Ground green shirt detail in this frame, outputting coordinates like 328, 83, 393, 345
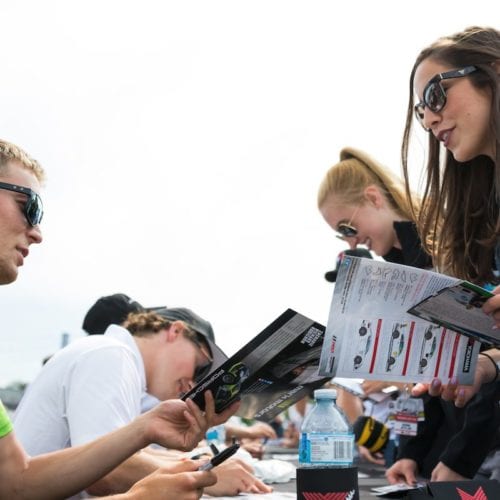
0, 400, 13, 438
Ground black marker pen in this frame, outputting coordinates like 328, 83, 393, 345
197, 443, 240, 471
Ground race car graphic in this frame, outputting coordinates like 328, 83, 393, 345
386, 323, 407, 372
215, 362, 250, 403
418, 325, 439, 373
353, 320, 372, 370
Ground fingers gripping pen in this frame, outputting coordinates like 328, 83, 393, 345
197, 443, 240, 471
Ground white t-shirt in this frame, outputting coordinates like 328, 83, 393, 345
14, 325, 146, 454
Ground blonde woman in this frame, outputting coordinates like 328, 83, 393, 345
318, 147, 430, 268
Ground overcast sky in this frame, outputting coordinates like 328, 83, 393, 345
0, 0, 495, 385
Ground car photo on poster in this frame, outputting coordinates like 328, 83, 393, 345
418, 325, 439, 373
386, 322, 407, 372
353, 320, 373, 370
215, 362, 251, 405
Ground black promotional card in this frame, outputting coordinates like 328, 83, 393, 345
408, 282, 497, 345
182, 309, 330, 421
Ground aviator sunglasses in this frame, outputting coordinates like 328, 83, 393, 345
336, 205, 361, 238
0, 181, 44, 226
414, 65, 477, 130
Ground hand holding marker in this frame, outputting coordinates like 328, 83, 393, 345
197, 443, 240, 471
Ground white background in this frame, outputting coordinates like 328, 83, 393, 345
0, 0, 496, 384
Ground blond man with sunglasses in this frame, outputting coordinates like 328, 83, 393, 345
0, 138, 238, 499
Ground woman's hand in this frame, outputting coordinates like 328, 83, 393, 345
412, 349, 499, 407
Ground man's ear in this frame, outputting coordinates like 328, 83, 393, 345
165, 321, 184, 342
363, 185, 384, 208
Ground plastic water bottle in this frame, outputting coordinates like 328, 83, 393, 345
299, 388, 354, 468
206, 424, 226, 447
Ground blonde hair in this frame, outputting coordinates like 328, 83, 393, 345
123, 311, 198, 342
0, 139, 45, 182
318, 147, 416, 219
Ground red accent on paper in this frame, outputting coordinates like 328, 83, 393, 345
369, 319, 382, 373
402, 322, 415, 375
434, 328, 446, 378
448, 331, 460, 378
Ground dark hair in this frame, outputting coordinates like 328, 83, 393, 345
402, 26, 500, 283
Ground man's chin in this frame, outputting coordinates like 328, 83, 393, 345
0, 264, 19, 285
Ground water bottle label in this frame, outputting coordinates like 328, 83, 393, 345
300, 432, 354, 465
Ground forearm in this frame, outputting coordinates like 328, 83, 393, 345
336, 389, 363, 425
478, 349, 500, 383
3, 421, 149, 500
86, 451, 160, 496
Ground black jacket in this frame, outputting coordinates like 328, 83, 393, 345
385, 221, 500, 478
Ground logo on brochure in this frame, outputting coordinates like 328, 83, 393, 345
302, 491, 355, 500
456, 486, 487, 500
462, 338, 475, 373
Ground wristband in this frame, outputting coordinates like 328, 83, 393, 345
479, 352, 499, 383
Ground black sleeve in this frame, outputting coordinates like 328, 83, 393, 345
396, 395, 444, 476
439, 381, 500, 478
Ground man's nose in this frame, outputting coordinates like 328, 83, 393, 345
28, 225, 43, 245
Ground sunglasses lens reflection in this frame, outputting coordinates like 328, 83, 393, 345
425, 83, 445, 113
26, 196, 43, 226
338, 224, 357, 238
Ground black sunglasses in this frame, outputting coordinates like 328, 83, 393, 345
414, 65, 477, 130
190, 332, 214, 382
337, 222, 357, 238
0, 181, 44, 226
336, 205, 360, 238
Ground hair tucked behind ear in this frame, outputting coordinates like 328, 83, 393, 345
402, 26, 500, 283
318, 147, 418, 220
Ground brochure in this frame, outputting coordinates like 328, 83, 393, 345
408, 281, 498, 345
318, 257, 480, 384
182, 309, 331, 421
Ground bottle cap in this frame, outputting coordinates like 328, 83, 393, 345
314, 388, 337, 399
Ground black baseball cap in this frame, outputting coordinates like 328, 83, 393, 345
324, 248, 373, 283
82, 293, 146, 335
82, 295, 227, 381
154, 307, 228, 379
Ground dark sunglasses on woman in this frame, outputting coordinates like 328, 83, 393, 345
414, 65, 477, 130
